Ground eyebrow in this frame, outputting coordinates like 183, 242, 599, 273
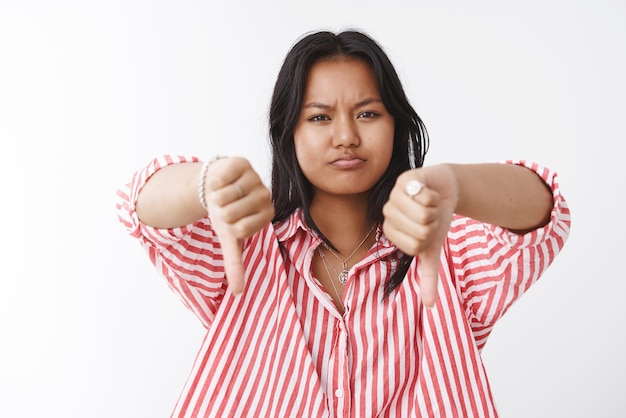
302, 97, 383, 110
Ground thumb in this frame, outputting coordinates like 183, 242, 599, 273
419, 246, 441, 308
219, 232, 245, 294
209, 202, 245, 294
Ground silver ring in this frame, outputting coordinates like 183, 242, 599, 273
405, 179, 424, 197
234, 182, 243, 199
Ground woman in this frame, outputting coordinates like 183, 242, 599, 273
116, 30, 570, 417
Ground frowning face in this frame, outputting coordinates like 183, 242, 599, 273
294, 57, 395, 200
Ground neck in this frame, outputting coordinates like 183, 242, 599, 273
310, 192, 374, 254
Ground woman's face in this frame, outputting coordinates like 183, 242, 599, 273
294, 57, 395, 199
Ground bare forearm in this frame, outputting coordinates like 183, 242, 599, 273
450, 163, 553, 233
135, 162, 207, 228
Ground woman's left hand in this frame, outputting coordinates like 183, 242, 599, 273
382, 164, 458, 308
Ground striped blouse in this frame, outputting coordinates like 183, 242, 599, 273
116, 155, 571, 417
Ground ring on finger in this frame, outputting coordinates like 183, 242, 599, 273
405, 179, 424, 198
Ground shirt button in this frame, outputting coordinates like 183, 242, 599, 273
335, 389, 344, 398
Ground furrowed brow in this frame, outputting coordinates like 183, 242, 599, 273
302, 102, 332, 110
302, 98, 382, 110
354, 97, 383, 108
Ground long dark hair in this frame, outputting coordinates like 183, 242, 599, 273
269, 29, 429, 297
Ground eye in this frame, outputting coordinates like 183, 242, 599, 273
357, 111, 379, 119
308, 114, 330, 122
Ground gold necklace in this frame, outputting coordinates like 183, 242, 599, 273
321, 224, 376, 285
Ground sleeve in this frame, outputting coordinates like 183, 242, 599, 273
115, 155, 228, 328
447, 160, 571, 349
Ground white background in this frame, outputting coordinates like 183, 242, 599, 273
1, 0, 624, 417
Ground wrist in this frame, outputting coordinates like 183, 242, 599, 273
198, 156, 225, 213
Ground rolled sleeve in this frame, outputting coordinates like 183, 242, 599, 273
449, 160, 571, 348
115, 155, 201, 244
115, 155, 228, 328
485, 159, 570, 248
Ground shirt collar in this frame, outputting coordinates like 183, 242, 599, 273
274, 207, 396, 251
274, 208, 310, 243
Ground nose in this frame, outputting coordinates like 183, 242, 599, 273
332, 116, 360, 148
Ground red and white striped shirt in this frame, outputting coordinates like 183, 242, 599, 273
116, 155, 570, 417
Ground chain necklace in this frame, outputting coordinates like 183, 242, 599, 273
318, 248, 345, 312
320, 224, 377, 285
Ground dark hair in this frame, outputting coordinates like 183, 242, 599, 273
269, 29, 429, 297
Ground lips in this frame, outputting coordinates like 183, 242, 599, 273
330, 155, 366, 169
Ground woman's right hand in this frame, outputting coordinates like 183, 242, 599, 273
204, 157, 275, 294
